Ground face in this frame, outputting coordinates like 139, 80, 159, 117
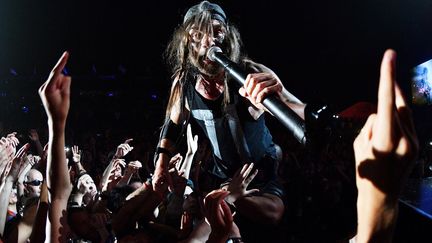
24, 169, 44, 198
114, 163, 123, 178
78, 174, 98, 199
188, 19, 226, 77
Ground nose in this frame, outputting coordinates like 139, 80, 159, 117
201, 33, 216, 49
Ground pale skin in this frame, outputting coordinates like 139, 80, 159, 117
39, 51, 73, 242
354, 49, 418, 243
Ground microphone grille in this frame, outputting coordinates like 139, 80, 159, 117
207, 46, 223, 61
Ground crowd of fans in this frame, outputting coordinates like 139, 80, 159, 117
0, 49, 424, 243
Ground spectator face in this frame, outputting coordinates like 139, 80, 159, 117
24, 169, 43, 198
114, 163, 123, 178
78, 174, 98, 199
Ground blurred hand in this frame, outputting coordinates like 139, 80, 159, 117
169, 153, 183, 171
72, 145, 82, 163
204, 189, 233, 241
6, 143, 30, 181
126, 160, 142, 174
114, 139, 134, 158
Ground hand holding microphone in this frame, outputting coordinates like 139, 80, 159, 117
207, 46, 307, 145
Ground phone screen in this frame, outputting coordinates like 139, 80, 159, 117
412, 59, 432, 105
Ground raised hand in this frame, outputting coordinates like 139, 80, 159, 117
38, 51, 71, 123
223, 163, 259, 204
114, 139, 134, 158
204, 189, 233, 243
72, 145, 82, 163
354, 49, 419, 242
126, 160, 142, 174
4, 143, 30, 181
186, 124, 198, 155
0, 134, 20, 174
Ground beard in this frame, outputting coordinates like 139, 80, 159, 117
189, 52, 224, 78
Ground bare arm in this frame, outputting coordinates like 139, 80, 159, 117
354, 50, 418, 243
153, 98, 188, 193
0, 144, 29, 235
39, 51, 73, 242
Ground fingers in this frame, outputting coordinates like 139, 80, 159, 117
354, 114, 376, 153
374, 49, 396, 151
204, 189, 232, 228
187, 124, 192, 141
244, 73, 283, 103
16, 143, 30, 159
244, 168, 258, 186
51, 51, 69, 76
242, 163, 254, 180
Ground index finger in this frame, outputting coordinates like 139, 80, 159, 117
374, 49, 396, 150
124, 138, 133, 144
51, 51, 69, 75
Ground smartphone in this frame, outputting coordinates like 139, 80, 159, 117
411, 59, 432, 105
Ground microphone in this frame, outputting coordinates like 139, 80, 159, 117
207, 46, 307, 145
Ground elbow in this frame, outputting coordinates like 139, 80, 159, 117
263, 202, 285, 225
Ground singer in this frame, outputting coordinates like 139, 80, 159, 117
153, 1, 306, 242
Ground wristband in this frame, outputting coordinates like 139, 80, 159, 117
155, 147, 173, 158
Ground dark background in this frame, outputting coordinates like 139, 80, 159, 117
0, 0, 431, 142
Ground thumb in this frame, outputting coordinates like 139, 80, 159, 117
245, 188, 260, 196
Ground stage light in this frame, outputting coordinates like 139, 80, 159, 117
22, 106, 29, 113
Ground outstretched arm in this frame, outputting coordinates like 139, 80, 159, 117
39, 51, 73, 242
354, 50, 418, 243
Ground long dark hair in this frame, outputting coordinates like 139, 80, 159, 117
163, 7, 244, 120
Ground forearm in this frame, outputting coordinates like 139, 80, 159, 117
74, 161, 86, 175
116, 171, 133, 187
29, 182, 49, 242
356, 196, 398, 243
47, 122, 72, 200
100, 160, 115, 191
0, 177, 14, 234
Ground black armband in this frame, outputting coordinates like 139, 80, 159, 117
160, 119, 183, 142
155, 147, 173, 158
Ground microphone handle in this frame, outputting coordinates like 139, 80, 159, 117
212, 52, 307, 145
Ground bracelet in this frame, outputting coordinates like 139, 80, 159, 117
155, 147, 172, 158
